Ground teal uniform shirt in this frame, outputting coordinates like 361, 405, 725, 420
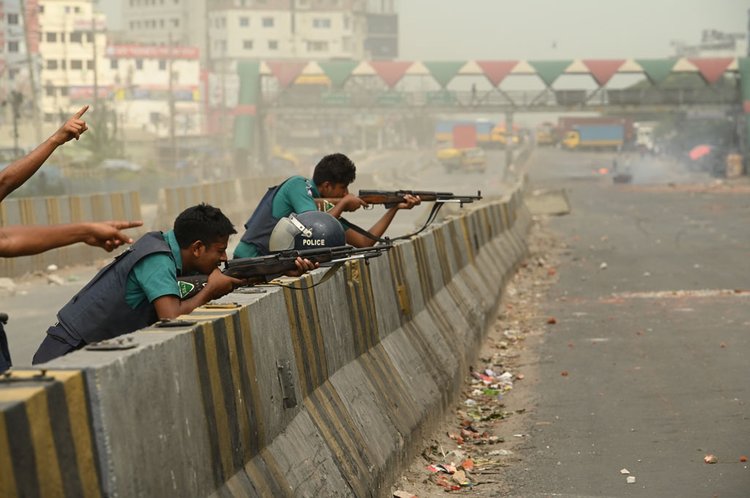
125, 230, 183, 308
233, 176, 321, 259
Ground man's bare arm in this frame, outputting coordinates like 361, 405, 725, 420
0, 106, 89, 201
0, 220, 142, 257
152, 269, 244, 319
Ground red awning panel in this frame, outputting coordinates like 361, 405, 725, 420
688, 58, 733, 84
583, 59, 625, 86
476, 60, 518, 87
267, 61, 307, 88
369, 61, 413, 88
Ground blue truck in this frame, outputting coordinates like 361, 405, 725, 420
561, 124, 625, 150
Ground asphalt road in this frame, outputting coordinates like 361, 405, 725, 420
1, 148, 508, 367
506, 148, 750, 497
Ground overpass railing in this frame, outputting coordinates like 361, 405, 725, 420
263, 87, 740, 111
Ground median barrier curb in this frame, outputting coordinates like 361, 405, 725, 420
2, 181, 532, 497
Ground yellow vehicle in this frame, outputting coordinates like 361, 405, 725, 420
459, 147, 487, 173
490, 124, 520, 146
436, 142, 463, 168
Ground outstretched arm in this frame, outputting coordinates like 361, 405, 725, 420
345, 194, 421, 247
0, 106, 89, 202
0, 220, 142, 257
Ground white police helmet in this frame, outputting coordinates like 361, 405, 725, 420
269, 211, 346, 252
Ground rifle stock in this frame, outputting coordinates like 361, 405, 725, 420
178, 244, 390, 299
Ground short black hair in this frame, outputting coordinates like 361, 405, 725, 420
312, 153, 356, 186
173, 203, 236, 248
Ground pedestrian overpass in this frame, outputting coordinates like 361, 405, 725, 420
228, 57, 750, 166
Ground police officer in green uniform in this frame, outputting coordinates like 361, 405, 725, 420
33, 203, 317, 364
234, 152, 420, 259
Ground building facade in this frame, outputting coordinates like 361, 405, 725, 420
37, 0, 109, 121
106, 43, 202, 137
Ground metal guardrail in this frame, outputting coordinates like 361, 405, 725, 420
263, 87, 740, 112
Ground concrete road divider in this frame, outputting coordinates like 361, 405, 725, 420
2, 180, 532, 497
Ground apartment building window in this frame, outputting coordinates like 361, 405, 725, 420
71, 60, 83, 69
159, 60, 167, 70
262, 17, 274, 28
87, 60, 94, 70
243, 40, 253, 50
171, 18, 179, 28
45, 86, 55, 97
268, 40, 278, 50
136, 59, 143, 70
307, 41, 328, 52
239, 17, 249, 27
60, 87, 68, 96
70, 32, 83, 43
46, 60, 59, 70
46, 32, 57, 43
8, 41, 18, 53
111, 59, 119, 70
7, 13, 19, 25
313, 18, 331, 28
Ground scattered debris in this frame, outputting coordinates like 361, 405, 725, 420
620, 468, 630, 475
393, 491, 417, 498
704, 454, 718, 464
740, 456, 747, 463
46, 274, 65, 286
599, 262, 608, 270
46, 264, 58, 273
626, 476, 637, 484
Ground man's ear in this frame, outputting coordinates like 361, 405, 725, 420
189, 240, 206, 258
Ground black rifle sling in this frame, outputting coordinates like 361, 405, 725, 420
339, 201, 445, 242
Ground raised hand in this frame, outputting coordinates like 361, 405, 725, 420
50, 106, 89, 145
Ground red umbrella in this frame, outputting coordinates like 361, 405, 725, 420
689, 144, 712, 161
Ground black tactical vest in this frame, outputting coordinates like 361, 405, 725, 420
239, 178, 293, 256
56, 231, 173, 344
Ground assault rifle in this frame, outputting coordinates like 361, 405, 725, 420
178, 244, 391, 299
317, 189, 482, 209
315, 189, 483, 242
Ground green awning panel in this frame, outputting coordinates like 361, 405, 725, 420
529, 60, 572, 86
234, 61, 260, 149
739, 58, 750, 104
318, 60, 358, 87
424, 61, 465, 88
636, 59, 677, 85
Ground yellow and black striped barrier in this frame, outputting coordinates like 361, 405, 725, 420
0, 370, 101, 498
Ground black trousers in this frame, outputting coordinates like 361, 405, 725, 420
32, 324, 83, 365
0, 316, 11, 373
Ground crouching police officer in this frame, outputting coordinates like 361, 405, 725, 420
32, 204, 316, 364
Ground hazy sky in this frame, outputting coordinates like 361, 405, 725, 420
100, 0, 748, 60
398, 0, 748, 60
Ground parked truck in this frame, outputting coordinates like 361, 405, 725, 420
561, 124, 625, 150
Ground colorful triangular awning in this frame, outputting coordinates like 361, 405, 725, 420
476, 60, 518, 87
369, 61, 413, 88
423, 61, 465, 87
583, 59, 625, 86
688, 57, 734, 84
528, 60, 573, 86
635, 59, 677, 85
318, 60, 359, 87
267, 61, 308, 88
